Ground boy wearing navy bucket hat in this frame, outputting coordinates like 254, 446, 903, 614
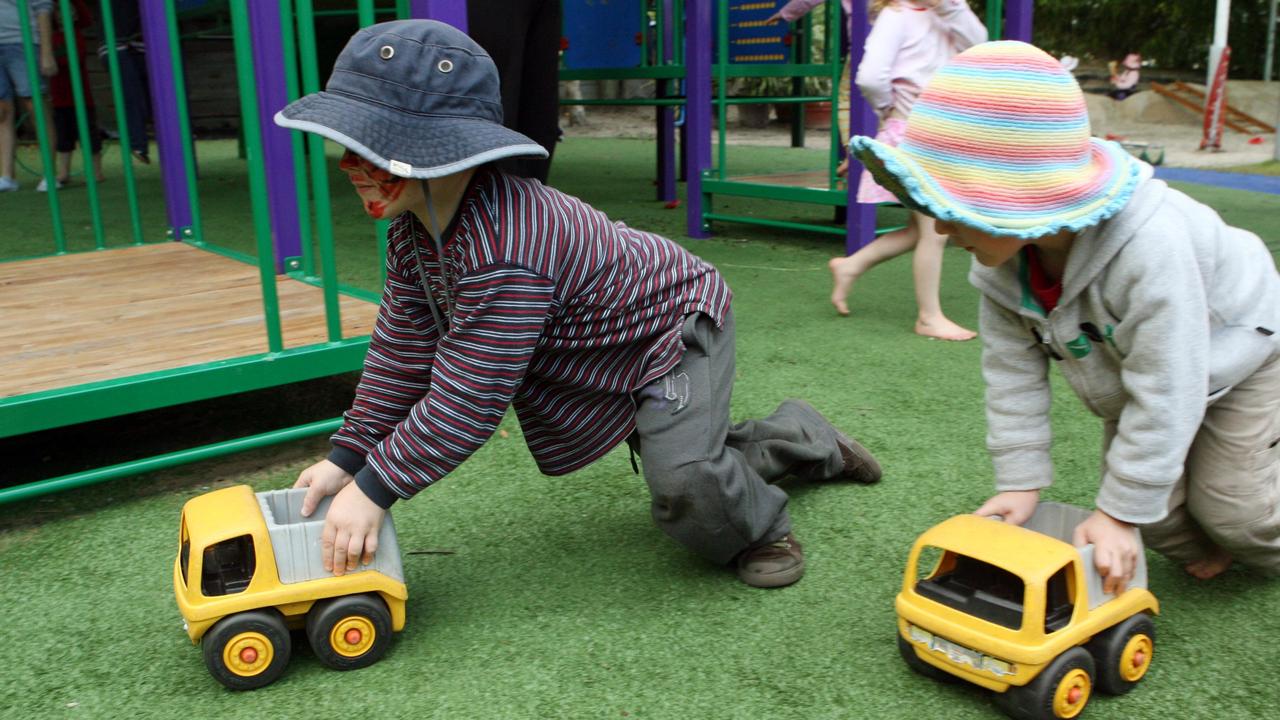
278, 20, 882, 589
851, 41, 1279, 589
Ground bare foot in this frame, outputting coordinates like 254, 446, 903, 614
1184, 549, 1233, 580
828, 256, 860, 316
915, 317, 977, 341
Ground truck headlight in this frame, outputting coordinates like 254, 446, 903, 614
908, 624, 932, 644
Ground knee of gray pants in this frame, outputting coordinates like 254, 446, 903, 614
643, 458, 789, 565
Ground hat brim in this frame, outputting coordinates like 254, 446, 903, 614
275, 91, 548, 179
849, 135, 1142, 239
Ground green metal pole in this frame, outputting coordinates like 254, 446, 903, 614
828, 0, 840, 187
295, 0, 343, 341
161, 0, 203, 243
16, 1, 66, 253
97, 0, 143, 245
356, 0, 388, 290
279, 0, 315, 277
716, 0, 727, 180
229, 0, 285, 353
357, 0, 376, 26
57, 0, 105, 249
639, 0, 649, 67
0, 418, 343, 505
987, 0, 1004, 39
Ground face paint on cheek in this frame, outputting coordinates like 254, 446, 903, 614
364, 199, 387, 219
379, 178, 408, 203
338, 152, 362, 172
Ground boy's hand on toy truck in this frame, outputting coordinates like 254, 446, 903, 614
321, 482, 387, 576
1072, 510, 1138, 595
974, 490, 1040, 525
295, 459, 354, 517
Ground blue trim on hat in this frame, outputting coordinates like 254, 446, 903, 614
849, 135, 1142, 240
273, 111, 547, 179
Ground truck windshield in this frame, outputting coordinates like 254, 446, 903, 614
201, 535, 256, 597
915, 549, 1025, 630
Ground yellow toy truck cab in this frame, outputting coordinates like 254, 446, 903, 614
896, 503, 1159, 720
175, 485, 408, 690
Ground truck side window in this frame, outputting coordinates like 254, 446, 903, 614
1044, 564, 1075, 633
201, 535, 256, 597
915, 551, 1025, 630
179, 519, 190, 588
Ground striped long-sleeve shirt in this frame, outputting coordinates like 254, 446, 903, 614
329, 168, 731, 508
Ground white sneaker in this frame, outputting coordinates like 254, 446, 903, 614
0, 176, 18, 192
36, 178, 65, 192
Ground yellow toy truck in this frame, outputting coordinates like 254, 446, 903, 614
896, 503, 1158, 720
174, 485, 408, 690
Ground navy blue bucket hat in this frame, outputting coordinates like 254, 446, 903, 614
274, 19, 547, 179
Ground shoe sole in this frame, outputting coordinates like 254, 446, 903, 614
738, 563, 805, 588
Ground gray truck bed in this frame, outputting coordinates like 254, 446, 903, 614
256, 487, 405, 585
1024, 502, 1148, 610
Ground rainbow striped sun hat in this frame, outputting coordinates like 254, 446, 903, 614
849, 41, 1141, 239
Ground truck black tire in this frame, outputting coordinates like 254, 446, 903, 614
306, 593, 393, 670
202, 609, 292, 691
996, 646, 1094, 720
1087, 613, 1155, 695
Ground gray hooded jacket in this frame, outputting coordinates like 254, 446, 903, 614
970, 177, 1279, 524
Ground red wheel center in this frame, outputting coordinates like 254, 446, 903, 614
345, 628, 363, 645
1067, 687, 1082, 704
239, 647, 258, 664
1132, 650, 1146, 667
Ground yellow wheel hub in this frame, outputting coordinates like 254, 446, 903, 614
222, 631, 274, 677
1052, 668, 1091, 718
329, 615, 376, 658
1120, 634, 1153, 682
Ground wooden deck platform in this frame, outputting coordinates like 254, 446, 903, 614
0, 243, 378, 399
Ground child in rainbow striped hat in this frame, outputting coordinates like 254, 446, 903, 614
851, 40, 1280, 590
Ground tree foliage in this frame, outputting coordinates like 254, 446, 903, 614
1032, 0, 1278, 78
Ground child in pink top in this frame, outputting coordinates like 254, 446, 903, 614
775, 0, 986, 340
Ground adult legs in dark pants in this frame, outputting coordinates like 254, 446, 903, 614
100, 46, 150, 163
630, 310, 881, 587
466, 0, 560, 182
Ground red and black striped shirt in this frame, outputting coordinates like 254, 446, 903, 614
330, 168, 731, 507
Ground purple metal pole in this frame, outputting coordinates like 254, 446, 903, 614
684, 0, 711, 239
249, 0, 302, 273
845, 0, 876, 254
656, 0, 676, 202
138, 0, 191, 236
1005, 0, 1033, 42
411, 0, 468, 31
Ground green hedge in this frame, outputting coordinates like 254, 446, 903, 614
1031, 0, 1277, 79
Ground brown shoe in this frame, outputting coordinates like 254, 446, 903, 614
735, 533, 805, 588
833, 428, 882, 484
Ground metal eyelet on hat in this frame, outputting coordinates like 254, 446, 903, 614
379, 45, 394, 60
437, 59, 454, 73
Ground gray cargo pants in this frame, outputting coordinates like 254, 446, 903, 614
629, 310, 847, 564
1130, 354, 1280, 574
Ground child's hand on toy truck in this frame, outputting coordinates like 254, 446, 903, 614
976, 490, 1140, 594
295, 459, 387, 576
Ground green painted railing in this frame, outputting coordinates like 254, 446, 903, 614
99, 0, 144, 245
1, 2, 400, 504
15, 0, 65, 251
162, 0, 203, 243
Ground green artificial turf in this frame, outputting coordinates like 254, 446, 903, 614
2, 136, 1279, 719
1221, 160, 1280, 177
